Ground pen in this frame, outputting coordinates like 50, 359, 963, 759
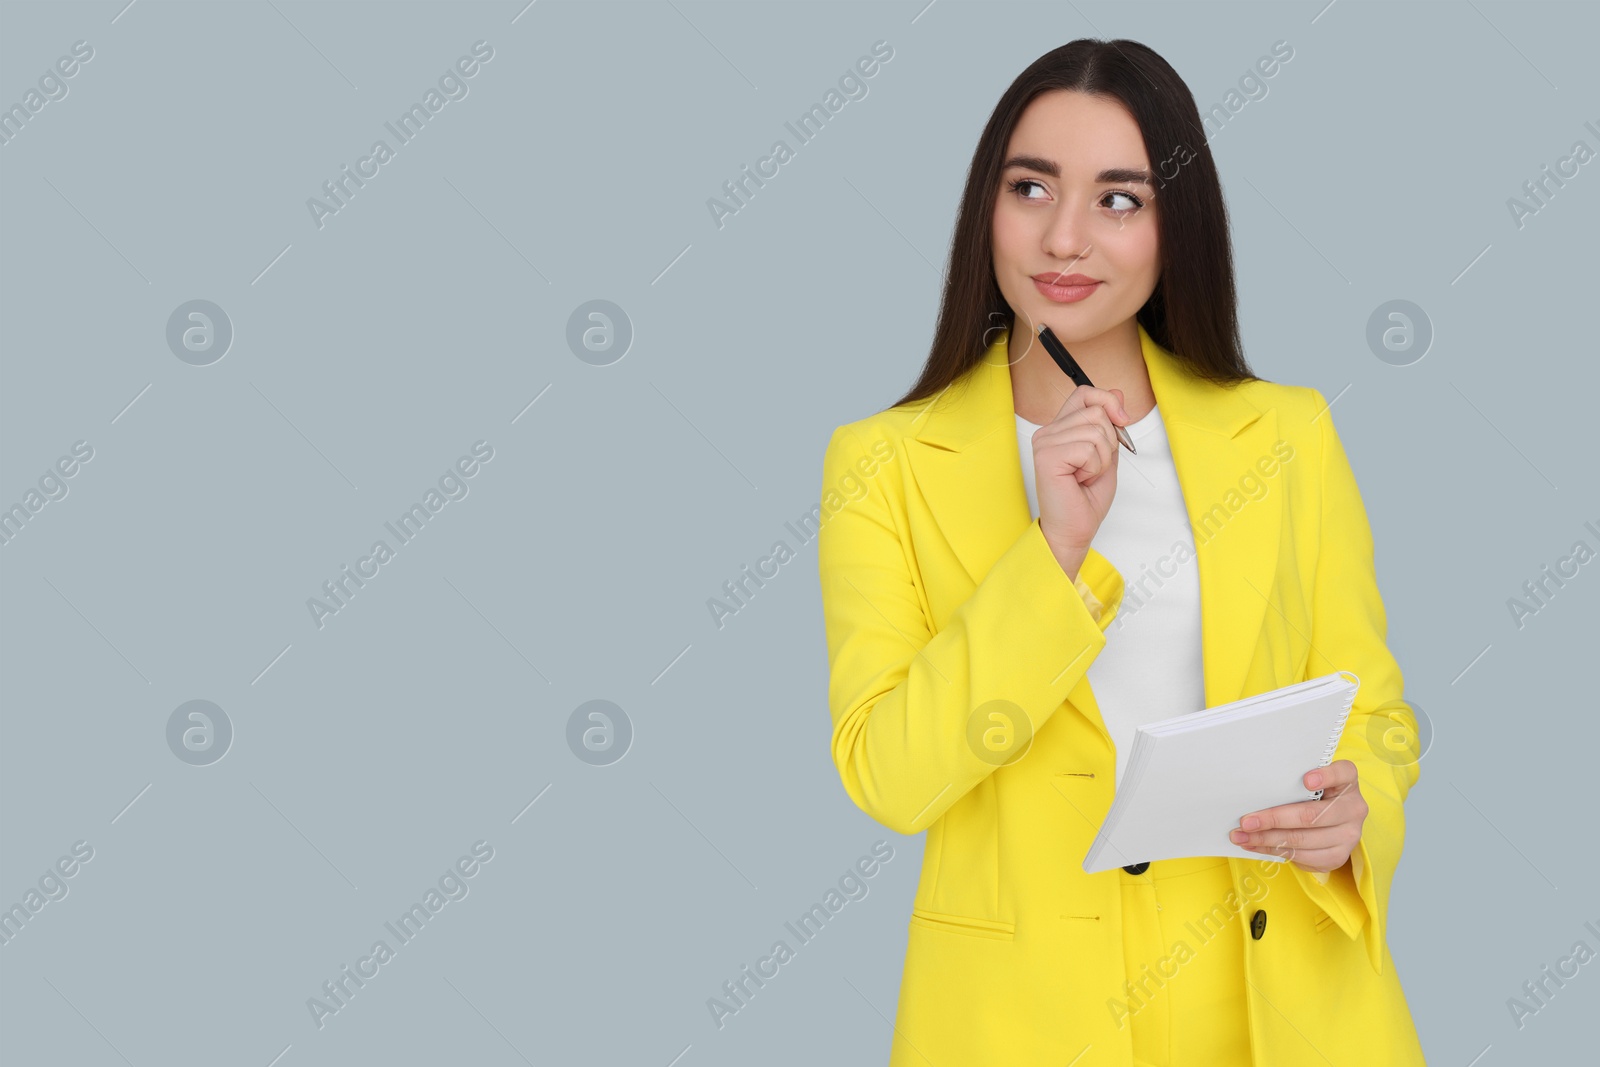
1036, 323, 1137, 455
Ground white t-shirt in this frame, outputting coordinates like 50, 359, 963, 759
1017, 404, 1204, 787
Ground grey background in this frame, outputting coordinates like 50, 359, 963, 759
2, 0, 1595, 1064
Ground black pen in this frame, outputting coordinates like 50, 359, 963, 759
1036, 324, 1137, 455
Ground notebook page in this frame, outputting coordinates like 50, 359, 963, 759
1083, 672, 1358, 873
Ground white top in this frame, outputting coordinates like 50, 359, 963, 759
1017, 405, 1204, 787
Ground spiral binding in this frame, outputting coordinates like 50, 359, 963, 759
1308, 670, 1361, 800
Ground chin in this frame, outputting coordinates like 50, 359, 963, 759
1024, 306, 1111, 342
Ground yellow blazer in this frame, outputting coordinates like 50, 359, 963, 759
817, 324, 1425, 1066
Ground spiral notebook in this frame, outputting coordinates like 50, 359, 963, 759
1082, 671, 1360, 874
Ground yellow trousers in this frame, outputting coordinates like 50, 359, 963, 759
1118, 856, 1253, 1066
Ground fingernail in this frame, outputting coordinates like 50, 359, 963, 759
1242, 816, 1260, 830
1307, 773, 1322, 788
1230, 830, 1247, 843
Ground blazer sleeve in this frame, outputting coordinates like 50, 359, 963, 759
817, 424, 1126, 836
1286, 390, 1422, 976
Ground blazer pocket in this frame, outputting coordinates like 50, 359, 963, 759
909, 906, 1016, 942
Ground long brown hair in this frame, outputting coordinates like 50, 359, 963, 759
892, 38, 1261, 411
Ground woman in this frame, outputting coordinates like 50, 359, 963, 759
816, 39, 1425, 1067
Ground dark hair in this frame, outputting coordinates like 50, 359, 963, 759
892, 38, 1261, 411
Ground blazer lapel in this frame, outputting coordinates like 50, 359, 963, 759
902, 323, 1283, 742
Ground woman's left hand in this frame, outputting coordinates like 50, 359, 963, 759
1230, 759, 1366, 875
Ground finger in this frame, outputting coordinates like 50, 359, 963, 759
1244, 761, 1361, 830
1039, 432, 1112, 484
1077, 423, 1115, 482
1236, 797, 1333, 833
1231, 823, 1350, 852
1305, 759, 1358, 796
1030, 419, 1107, 473
1051, 384, 1129, 426
1036, 400, 1121, 458
1075, 430, 1116, 486
1032, 408, 1119, 443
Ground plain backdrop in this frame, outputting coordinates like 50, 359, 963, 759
1, 2, 1595, 1065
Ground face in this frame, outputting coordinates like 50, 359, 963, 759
991, 90, 1161, 348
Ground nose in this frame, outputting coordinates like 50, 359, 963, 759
1042, 208, 1092, 268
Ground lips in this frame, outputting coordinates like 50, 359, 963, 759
1031, 273, 1102, 304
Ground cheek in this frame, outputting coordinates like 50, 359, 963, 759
1103, 222, 1160, 278
991, 202, 1031, 258
990, 204, 1040, 292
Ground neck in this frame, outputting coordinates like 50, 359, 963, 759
1006, 318, 1156, 426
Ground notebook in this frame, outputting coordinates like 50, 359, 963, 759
1082, 670, 1361, 874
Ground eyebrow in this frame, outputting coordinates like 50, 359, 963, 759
1002, 155, 1152, 186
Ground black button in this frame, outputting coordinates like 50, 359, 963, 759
1250, 909, 1267, 939
1121, 862, 1150, 875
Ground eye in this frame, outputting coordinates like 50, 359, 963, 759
1007, 177, 1050, 200
1102, 189, 1145, 214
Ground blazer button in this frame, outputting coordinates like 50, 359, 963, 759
1250, 909, 1268, 939
1122, 862, 1150, 875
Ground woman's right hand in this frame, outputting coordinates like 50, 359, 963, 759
1032, 385, 1130, 579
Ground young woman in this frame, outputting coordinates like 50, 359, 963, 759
816, 39, 1425, 1067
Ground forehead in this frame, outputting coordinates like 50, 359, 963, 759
1003, 91, 1149, 173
